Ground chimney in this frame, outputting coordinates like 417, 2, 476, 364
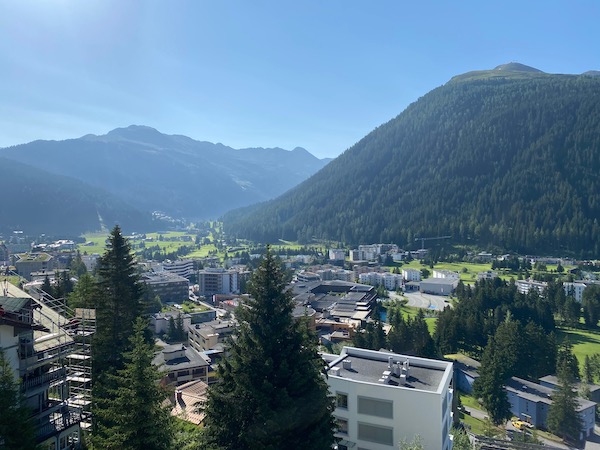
342, 359, 352, 370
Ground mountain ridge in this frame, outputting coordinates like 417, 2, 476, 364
223, 67, 600, 256
0, 126, 331, 221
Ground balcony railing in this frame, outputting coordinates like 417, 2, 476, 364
22, 367, 67, 391
36, 409, 89, 441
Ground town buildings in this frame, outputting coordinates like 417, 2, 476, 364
323, 347, 454, 450
141, 271, 190, 303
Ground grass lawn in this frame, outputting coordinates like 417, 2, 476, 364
78, 232, 108, 255
557, 327, 600, 373
79, 231, 200, 257
384, 301, 438, 334
185, 244, 218, 259
388, 260, 494, 284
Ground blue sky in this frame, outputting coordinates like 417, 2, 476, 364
1, 1, 598, 158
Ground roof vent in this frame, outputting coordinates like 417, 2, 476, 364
342, 359, 352, 370
388, 356, 394, 369
330, 367, 342, 377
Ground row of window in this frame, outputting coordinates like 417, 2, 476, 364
335, 418, 394, 447
336, 392, 393, 419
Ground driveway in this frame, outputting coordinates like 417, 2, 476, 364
396, 291, 452, 311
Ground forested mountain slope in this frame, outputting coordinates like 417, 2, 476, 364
0, 157, 155, 235
0, 126, 330, 220
224, 67, 600, 256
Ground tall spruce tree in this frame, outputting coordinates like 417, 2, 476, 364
92, 225, 145, 381
202, 247, 335, 449
91, 318, 173, 450
0, 349, 39, 450
472, 334, 511, 425
91, 225, 146, 437
547, 361, 583, 442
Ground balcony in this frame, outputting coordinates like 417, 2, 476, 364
22, 367, 67, 391
36, 408, 88, 441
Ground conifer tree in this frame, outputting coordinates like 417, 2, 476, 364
556, 338, 580, 381
473, 334, 511, 425
91, 318, 173, 450
92, 225, 145, 382
0, 349, 39, 450
202, 247, 335, 449
547, 361, 583, 442
91, 225, 146, 437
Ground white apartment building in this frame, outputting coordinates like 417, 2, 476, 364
329, 249, 346, 261
358, 272, 402, 291
402, 268, 421, 282
317, 268, 355, 282
516, 279, 548, 295
324, 347, 454, 450
163, 259, 195, 279
197, 268, 239, 296
432, 269, 460, 280
564, 282, 587, 302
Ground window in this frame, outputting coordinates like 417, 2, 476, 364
336, 392, 348, 409
358, 396, 393, 419
358, 422, 394, 446
336, 418, 349, 435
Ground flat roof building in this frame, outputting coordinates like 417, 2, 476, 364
324, 346, 453, 450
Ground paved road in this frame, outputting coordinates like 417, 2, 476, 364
390, 291, 452, 311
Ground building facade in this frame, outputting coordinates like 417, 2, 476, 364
324, 347, 454, 450
197, 268, 239, 296
141, 272, 190, 303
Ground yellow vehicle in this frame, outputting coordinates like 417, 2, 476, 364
511, 419, 529, 430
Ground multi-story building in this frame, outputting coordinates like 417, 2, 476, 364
141, 272, 190, 303
324, 347, 454, 450
402, 268, 421, 282
153, 343, 211, 386
188, 319, 237, 353
13, 252, 55, 280
516, 279, 548, 295
329, 249, 346, 261
432, 269, 460, 280
358, 272, 402, 291
197, 268, 239, 296
477, 270, 498, 281
1, 282, 88, 449
563, 282, 587, 302
163, 259, 195, 279
317, 268, 355, 282
507, 376, 595, 440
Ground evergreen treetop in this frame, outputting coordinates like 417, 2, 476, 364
93, 224, 145, 381
202, 246, 335, 449
91, 318, 174, 450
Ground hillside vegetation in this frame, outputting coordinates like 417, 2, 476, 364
224, 71, 600, 256
0, 157, 155, 235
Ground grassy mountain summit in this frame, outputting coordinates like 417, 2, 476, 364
223, 65, 600, 257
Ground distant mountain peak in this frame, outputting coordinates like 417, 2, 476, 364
582, 70, 600, 77
106, 125, 163, 140
493, 62, 543, 73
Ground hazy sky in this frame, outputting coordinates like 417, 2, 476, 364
1, 1, 598, 158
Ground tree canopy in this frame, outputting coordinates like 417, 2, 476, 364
91, 318, 174, 450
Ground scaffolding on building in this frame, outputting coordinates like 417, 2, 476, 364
3, 270, 96, 446
27, 284, 95, 418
